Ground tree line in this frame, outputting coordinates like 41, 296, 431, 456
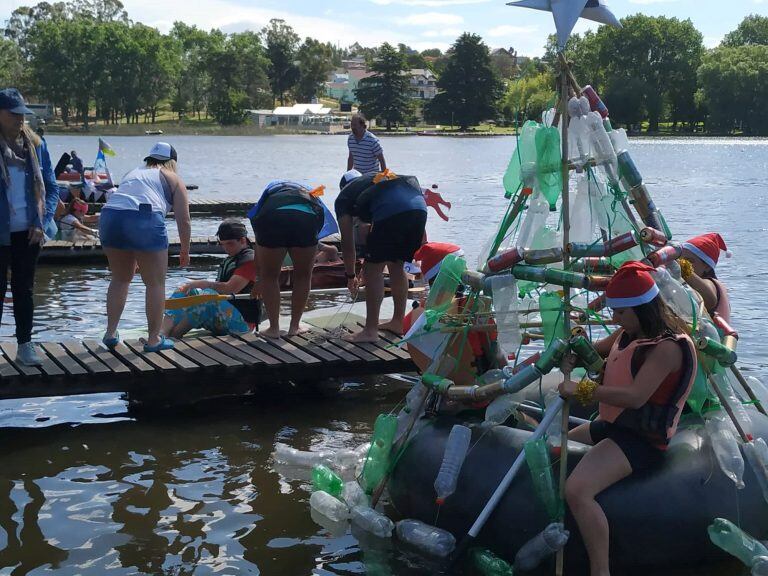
1, 0, 767, 134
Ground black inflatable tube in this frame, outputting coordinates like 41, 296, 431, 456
389, 411, 768, 572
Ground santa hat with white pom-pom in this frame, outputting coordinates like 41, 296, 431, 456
683, 233, 731, 271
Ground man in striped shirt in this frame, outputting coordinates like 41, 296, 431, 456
347, 113, 386, 175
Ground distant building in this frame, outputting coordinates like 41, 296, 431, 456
247, 103, 345, 130
325, 68, 374, 104
408, 69, 437, 100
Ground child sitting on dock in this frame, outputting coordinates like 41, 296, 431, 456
56, 198, 98, 242
163, 219, 261, 338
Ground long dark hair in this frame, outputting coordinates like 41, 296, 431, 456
633, 296, 689, 338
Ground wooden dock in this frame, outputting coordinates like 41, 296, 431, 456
0, 325, 413, 402
84, 198, 253, 216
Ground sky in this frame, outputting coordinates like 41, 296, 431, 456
1, 0, 766, 56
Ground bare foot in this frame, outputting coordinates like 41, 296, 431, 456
260, 327, 285, 339
287, 323, 311, 336
378, 320, 404, 335
343, 329, 380, 343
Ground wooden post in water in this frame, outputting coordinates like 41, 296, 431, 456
555, 52, 571, 576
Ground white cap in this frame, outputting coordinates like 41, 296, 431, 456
144, 142, 177, 162
341, 169, 362, 187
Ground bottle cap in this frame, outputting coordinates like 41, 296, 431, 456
435, 497, 445, 505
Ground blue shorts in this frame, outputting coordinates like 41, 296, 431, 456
165, 288, 250, 335
100, 206, 168, 251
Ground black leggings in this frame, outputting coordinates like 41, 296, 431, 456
0, 231, 41, 344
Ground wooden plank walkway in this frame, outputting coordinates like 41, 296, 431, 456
0, 328, 413, 401
79, 198, 253, 216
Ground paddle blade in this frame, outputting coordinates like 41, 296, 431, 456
164, 293, 228, 310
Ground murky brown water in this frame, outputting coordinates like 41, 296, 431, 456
0, 135, 765, 575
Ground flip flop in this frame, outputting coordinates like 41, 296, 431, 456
143, 335, 175, 353
102, 331, 120, 349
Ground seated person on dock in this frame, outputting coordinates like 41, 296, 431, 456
315, 242, 340, 264
558, 262, 696, 576
163, 219, 261, 338
56, 198, 98, 242
336, 171, 427, 342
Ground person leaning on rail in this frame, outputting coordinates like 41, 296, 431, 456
0, 88, 60, 366
558, 261, 697, 576
679, 232, 731, 323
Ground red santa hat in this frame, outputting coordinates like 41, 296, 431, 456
683, 233, 730, 271
605, 261, 659, 309
414, 242, 463, 281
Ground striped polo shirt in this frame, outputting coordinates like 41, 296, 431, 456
347, 130, 383, 174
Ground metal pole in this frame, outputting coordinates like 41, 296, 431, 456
555, 53, 571, 576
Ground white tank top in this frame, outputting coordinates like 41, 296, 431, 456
107, 167, 173, 214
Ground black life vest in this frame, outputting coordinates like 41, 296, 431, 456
217, 247, 261, 324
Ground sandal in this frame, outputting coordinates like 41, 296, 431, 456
143, 335, 175, 353
102, 331, 120, 350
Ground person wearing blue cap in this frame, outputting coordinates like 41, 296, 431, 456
0, 88, 59, 366
99, 141, 191, 352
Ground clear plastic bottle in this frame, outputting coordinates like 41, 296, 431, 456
744, 438, 768, 504
434, 424, 472, 504
545, 389, 563, 448
586, 111, 618, 184
489, 275, 521, 359
516, 190, 550, 250
651, 267, 696, 324
395, 519, 456, 557
708, 517, 768, 567
567, 98, 590, 168
711, 372, 753, 440
274, 443, 331, 467
569, 172, 595, 243
705, 411, 745, 488
312, 464, 344, 497
753, 556, 768, 575
310, 490, 350, 522
396, 383, 429, 439
514, 522, 570, 572
471, 547, 515, 576
342, 480, 369, 509
485, 388, 526, 425
351, 505, 395, 538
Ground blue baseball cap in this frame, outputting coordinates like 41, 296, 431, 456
0, 89, 34, 115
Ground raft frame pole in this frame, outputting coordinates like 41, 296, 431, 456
450, 397, 565, 564
556, 52, 572, 576
730, 365, 768, 417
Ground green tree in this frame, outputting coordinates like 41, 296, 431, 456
722, 15, 768, 47
294, 38, 333, 102
3, 1, 68, 56
425, 33, 503, 130
0, 38, 26, 89
698, 45, 768, 135
355, 42, 411, 130
502, 71, 555, 124
170, 22, 214, 120
68, 0, 127, 21
262, 18, 299, 105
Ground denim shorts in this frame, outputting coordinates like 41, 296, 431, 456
99, 206, 169, 252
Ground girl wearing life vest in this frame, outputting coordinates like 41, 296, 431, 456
558, 261, 696, 576
248, 180, 337, 338
680, 232, 731, 323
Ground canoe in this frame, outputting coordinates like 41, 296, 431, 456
389, 409, 768, 572
279, 260, 362, 291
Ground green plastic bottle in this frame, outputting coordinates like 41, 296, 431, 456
361, 414, 398, 494
708, 518, 768, 568
540, 292, 567, 348
535, 125, 562, 211
471, 547, 515, 576
425, 253, 467, 315
524, 437, 562, 521
312, 464, 343, 497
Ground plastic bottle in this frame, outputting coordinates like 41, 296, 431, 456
586, 111, 618, 184
745, 376, 768, 415
539, 291, 567, 347
744, 438, 768, 504
396, 383, 429, 439
545, 389, 563, 447
484, 370, 528, 424
489, 274, 521, 359
609, 127, 629, 154
274, 443, 332, 467
705, 411, 745, 488
753, 556, 768, 575
361, 414, 398, 494
312, 464, 344, 497
650, 267, 695, 324
309, 490, 350, 522
708, 517, 768, 568
351, 505, 394, 538
434, 424, 472, 504
342, 480, 369, 509
516, 190, 551, 250
395, 519, 456, 557
711, 372, 753, 440
569, 172, 595, 243
471, 547, 515, 576
524, 438, 562, 520
568, 98, 591, 168
514, 522, 570, 572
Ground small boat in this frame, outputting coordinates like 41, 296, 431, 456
145, 129, 164, 135
279, 260, 360, 291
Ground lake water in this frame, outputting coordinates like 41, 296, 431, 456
0, 134, 766, 575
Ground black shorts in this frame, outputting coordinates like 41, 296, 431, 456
251, 210, 321, 249
365, 210, 427, 264
589, 420, 664, 472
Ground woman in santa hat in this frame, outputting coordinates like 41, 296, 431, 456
680, 232, 731, 322
558, 261, 697, 576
